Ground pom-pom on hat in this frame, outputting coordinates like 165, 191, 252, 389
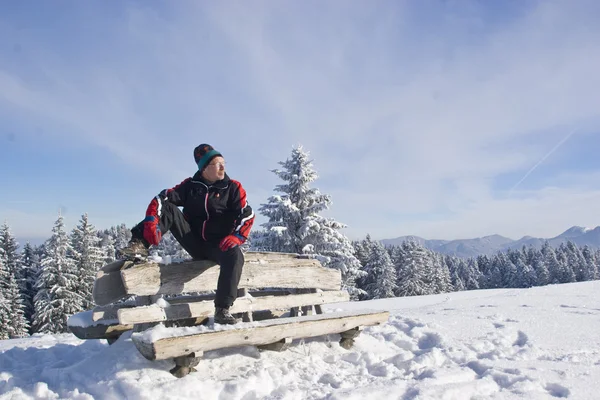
193, 144, 222, 171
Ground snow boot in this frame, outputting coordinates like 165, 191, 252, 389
117, 238, 150, 261
214, 307, 241, 325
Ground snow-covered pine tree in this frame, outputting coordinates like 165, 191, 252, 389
464, 258, 482, 290
429, 251, 452, 294
515, 258, 537, 288
362, 241, 397, 299
555, 243, 576, 283
256, 145, 364, 296
110, 224, 132, 252
0, 222, 22, 275
153, 232, 189, 260
581, 245, 598, 281
314, 219, 366, 299
448, 257, 479, 291
396, 240, 433, 297
354, 235, 378, 297
33, 214, 82, 333
564, 241, 587, 282
529, 248, 550, 286
354, 234, 376, 267
98, 230, 117, 264
495, 252, 518, 288
0, 223, 29, 337
257, 145, 331, 254
541, 241, 562, 284
20, 242, 40, 328
0, 254, 11, 339
475, 254, 493, 289
248, 229, 270, 252
70, 213, 104, 310
450, 269, 465, 292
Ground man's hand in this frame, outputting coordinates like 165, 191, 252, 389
219, 233, 245, 251
143, 216, 162, 246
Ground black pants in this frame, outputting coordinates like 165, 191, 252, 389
131, 201, 244, 308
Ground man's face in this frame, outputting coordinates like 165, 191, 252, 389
202, 156, 226, 182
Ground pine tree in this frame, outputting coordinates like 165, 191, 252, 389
565, 241, 587, 282
515, 259, 537, 288
496, 252, 518, 288
430, 252, 453, 294
581, 245, 598, 281
256, 145, 363, 295
396, 241, 433, 297
313, 219, 366, 299
485, 254, 504, 288
20, 242, 40, 328
529, 248, 550, 286
465, 258, 482, 290
556, 243, 576, 283
70, 213, 104, 309
154, 232, 189, 260
0, 254, 12, 339
362, 242, 397, 299
354, 234, 376, 267
355, 235, 378, 296
98, 230, 117, 264
476, 254, 493, 289
257, 145, 331, 254
33, 214, 82, 333
0, 223, 29, 337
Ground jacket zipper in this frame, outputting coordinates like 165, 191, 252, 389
202, 188, 210, 240
193, 180, 229, 241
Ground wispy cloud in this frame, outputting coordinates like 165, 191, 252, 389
0, 1, 599, 240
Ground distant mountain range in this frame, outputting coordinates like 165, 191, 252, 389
380, 226, 600, 258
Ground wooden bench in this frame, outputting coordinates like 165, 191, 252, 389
67, 252, 389, 377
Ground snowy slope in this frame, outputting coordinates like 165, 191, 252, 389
2, 281, 600, 399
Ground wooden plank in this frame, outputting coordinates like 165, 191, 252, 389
68, 309, 133, 340
131, 310, 389, 360
118, 290, 350, 325
92, 301, 136, 321
120, 258, 340, 297
92, 251, 314, 306
243, 251, 309, 261
92, 260, 133, 306
69, 322, 133, 340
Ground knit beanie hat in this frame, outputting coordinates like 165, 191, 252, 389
194, 144, 222, 171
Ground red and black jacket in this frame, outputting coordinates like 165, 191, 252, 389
145, 172, 254, 243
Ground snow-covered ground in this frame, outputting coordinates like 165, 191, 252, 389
2, 281, 600, 399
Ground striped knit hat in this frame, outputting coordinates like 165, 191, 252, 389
193, 144, 222, 171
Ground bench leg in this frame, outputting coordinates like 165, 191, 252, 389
339, 326, 363, 350
106, 336, 120, 345
290, 288, 317, 317
170, 352, 203, 378
239, 289, 253, 322
258, 338, 292, 352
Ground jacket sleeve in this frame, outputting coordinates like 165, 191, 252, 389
229, 180, 255, 239
145, 178, 190, 220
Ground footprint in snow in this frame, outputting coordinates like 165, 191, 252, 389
545, 382, 570, 398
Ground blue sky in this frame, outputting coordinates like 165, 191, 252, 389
1, 0, 600, 243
